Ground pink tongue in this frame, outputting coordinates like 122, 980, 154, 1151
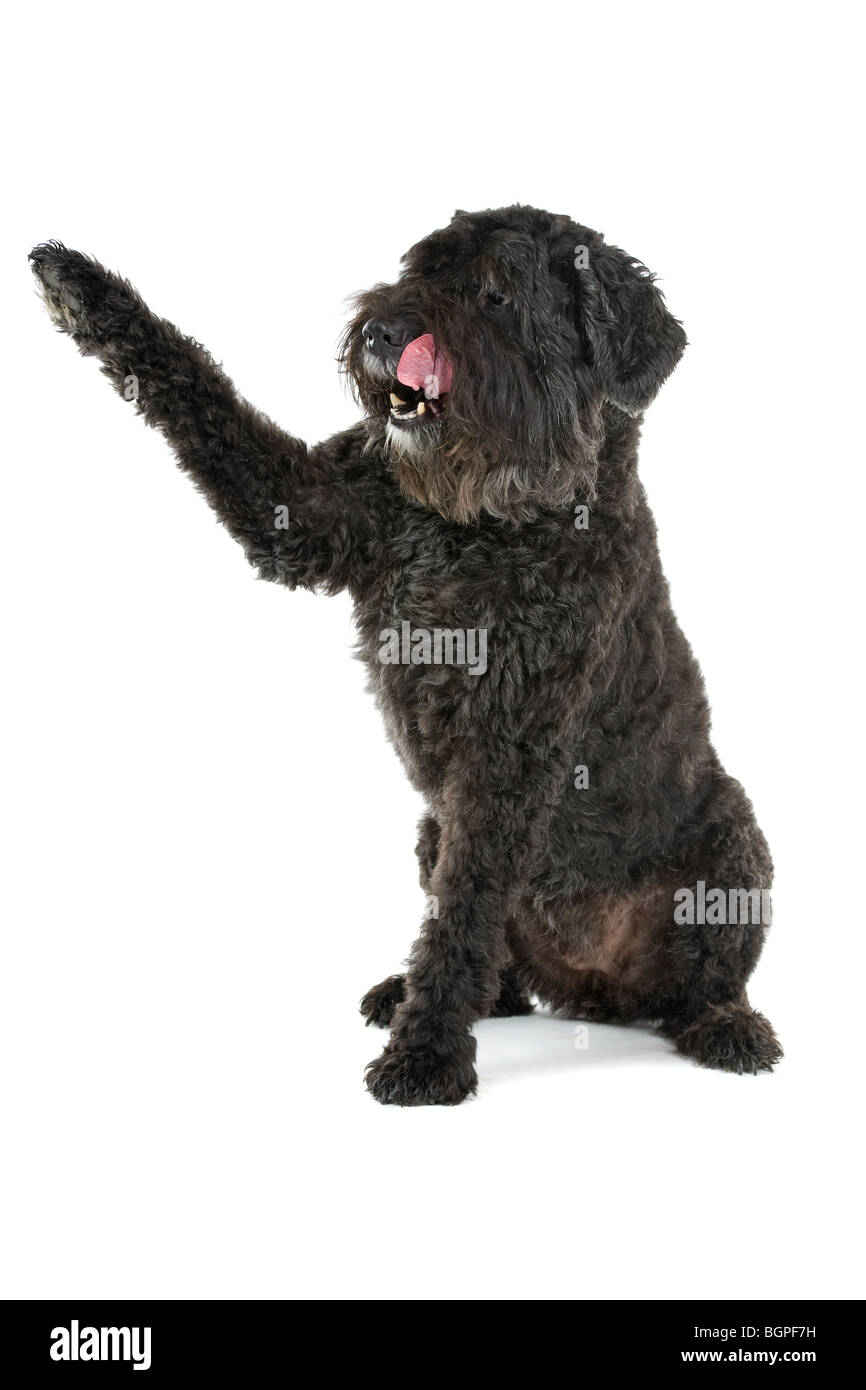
396, 333, 453, 399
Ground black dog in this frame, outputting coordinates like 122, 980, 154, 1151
30, 206, 781, 1105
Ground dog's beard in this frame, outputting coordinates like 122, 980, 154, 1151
384, 424, 490, 524
378, 413, 604, 526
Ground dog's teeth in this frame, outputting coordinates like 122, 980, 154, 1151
388, 397, 437, 423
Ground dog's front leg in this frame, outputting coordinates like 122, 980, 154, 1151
365, 743, 568, 1106
29, 243, 392, 594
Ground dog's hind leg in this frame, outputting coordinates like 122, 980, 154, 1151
508, 832, 782, 1077
360, 962, 533, 1029
655, 788, 782, 1074
359, 974, 407, 1029
488, 962, 535, 1017
358, 810, 442, 1031
663, 999, 781, 1075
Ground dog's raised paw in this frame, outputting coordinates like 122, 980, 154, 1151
29, 242, 89, 332
29, 242, 140, 349
359, 974, 406, 1028
365, 1039, 477, 1106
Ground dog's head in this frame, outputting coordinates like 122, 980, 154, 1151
341, 205, 686, 524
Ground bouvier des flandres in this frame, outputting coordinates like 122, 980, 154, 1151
30, 205, 781, 1104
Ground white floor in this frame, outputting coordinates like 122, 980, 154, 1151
0, 928, 850, 1301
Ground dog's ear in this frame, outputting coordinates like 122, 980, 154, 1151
578, 243, 687, 414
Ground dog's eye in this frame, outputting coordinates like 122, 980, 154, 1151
485, 289, 511, 307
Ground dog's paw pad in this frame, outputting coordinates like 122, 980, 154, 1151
30, 243, 88, 331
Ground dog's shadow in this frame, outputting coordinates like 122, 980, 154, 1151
476, 1009, 679, 1086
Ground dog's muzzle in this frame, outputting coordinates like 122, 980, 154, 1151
364, 329, 454, 430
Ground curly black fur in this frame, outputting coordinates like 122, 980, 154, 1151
29, 205, 780, 1105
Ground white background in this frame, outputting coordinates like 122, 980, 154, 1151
1, 0, 863, 1301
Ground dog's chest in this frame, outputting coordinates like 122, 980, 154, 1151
352, 521, 506, 789
379, 522, 496, 630
358, 521, 498, 686
351, 507, 586, 795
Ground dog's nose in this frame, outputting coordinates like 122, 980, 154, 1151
362, 319, 406, 359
